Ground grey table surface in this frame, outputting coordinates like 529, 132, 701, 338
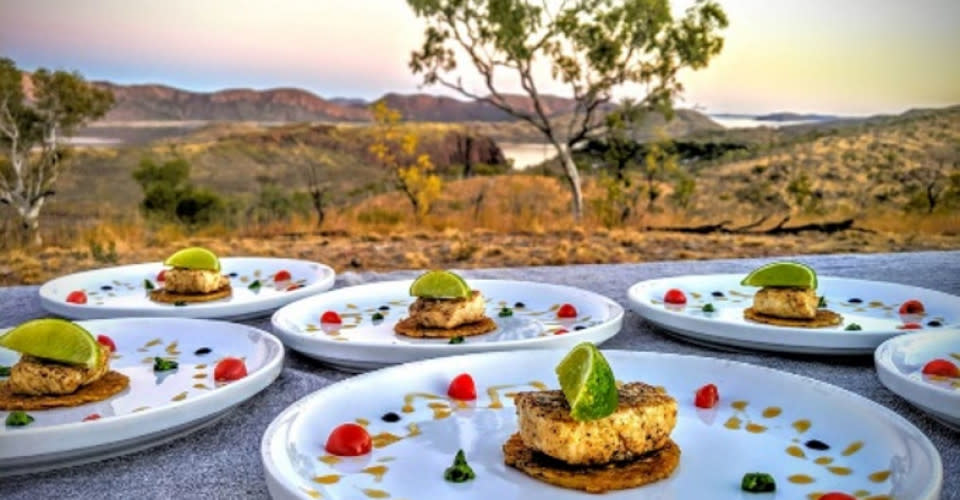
0, 251, 957, 500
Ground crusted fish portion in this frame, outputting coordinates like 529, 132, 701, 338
162, 268, 229, 294
7, 344, 110, 396
407, 290, 487, 329
752, 286, 818, 320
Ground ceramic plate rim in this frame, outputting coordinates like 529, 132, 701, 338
260, 349, 943, 500
874, 329, 960, 409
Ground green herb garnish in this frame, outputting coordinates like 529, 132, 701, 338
818, 296, 826, 308
153, 357, 179, 372
498, 307, 513, 318
443, 449, 476, 483
144, 279, 155, 290
248, 280, 261, 291
845, 323, 863, 331
372, 312, 385, 321
5, 411, 34, 427
741, 472, 776, 493
449, 336, 465, 345
0, 365, 10, 377
173, 301, 187, 307
702, 303, 716, 313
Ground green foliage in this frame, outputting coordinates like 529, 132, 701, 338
132, 157, 226, 226
670, 173, 696, 210
356, 207, 404, 226
88, 239, 118, 264
591, 172, 640, 228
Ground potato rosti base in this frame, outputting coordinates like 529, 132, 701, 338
0, 370, 130, 411
149, 283, 232, 304
393, 316, 497, 338
743, 307, 843, 328
503, 433, 680, 494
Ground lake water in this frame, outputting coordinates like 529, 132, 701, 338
499, 142, 557, 170
707, 115, 831, 129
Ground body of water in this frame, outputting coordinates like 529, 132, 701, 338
499, 142, 556, 170
707, 115, 835, 129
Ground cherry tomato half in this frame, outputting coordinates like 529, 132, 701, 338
694, 383, 719, 409
664, 289, 687, 305
286, 284, 303, 291
325, 423, 372, 456
96, 335, 116, 352
321, 311, 342, 324
556, 304, 578, 318
82, 414, 101, 422
274, 270, 292, 282
922, 359, 959, 378
448, 373, 477, 400
817, 493, 856, 500
66, 290, 87, 304
214, 357, 248, 382
898, 299, 925, 315
900, 322, 922, 330
157, 270, 167, 282
554, 328, 569, 335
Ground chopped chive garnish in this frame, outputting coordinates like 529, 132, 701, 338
844, 323, 862, 331
5, 411, 34, 427
143, 279, 155, 290
443, 449, 476, 483
0, 365, 9, 377
498, 307, 513, 317
702, 303, 716, 313
741, 472, 776, 492
173, 301, 187, 307
372, 312, 385, 321
248, 280, 261, 291
818, 296, 826, 308
449, 336, 465, 344
153, 357, 179, 372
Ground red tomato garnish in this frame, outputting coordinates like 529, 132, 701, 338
817, 494, 856, 500
922, 359, 960, 378
664, 289, 687, 305
694, 383, 719, 409
66, 290, 87, 304
157, 270, 166, 282
324, 423, 372, 456
901, 322, 922, 330
82, 413, 101, 422
554, 328, 569, 335
898, 299, 925, 315
274, 270, 292, 282
286, 284, 303, 291
556, 304, 578, 318
96, 335, 116, 352
447, 373, 477, 400
320, 311, 342, 324
214, 357, 248, 382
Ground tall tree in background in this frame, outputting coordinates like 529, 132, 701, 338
0, 58, 113, 245
407, 0, 727, 220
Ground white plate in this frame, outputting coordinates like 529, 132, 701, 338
628, 274, 959, 355
875, 329, 960, 430
0, 317, 283, 476
271, 279, 624, 371
39, 257, 336, 320
261, 350, 941, 500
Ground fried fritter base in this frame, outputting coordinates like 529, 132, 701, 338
743, 307, 843, 328
0, 370, 130, 411
149, 283, 232, 304
393, 316, 497, 338
503, 433, 680, 494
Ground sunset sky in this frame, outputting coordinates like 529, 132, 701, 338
3, 0, 958, 115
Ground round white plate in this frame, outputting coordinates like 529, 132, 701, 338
271, 279, 624, 371
876, 329, 960, 430
628, 274, 958, 355
0, 317, 284, 476
39, 257, 336, 320
261, 350, 941, 500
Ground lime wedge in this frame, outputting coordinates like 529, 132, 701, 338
740, 261, 818, 289
164, 247, 221, 271
555, 342, 618, 421
0, 319, 101, 368
409, 270, 471, 299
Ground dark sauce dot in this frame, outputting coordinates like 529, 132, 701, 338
194, 347, 212, 355
101, 285, 113, 291
711, 291, 724, 298
381, 412, 401, 423
514, 302, 526, 308
804, 439, 830, 451
574, 326, 586, 331
927, 320, 942, 327
378, 305, 390, 311
848, 298, 863, 304
228, 272, 238, 278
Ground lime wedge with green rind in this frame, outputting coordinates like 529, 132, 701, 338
740, 261, 818, 289
409, 270, 471, 299
555, 342, 619, 421
0, 319, 101, 368
164, 247, 220, 271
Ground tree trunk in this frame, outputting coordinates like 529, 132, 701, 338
553, 143, 583, 220
14, 201, 43, 246
310, 190, 326, 227
463, 135, 474, 179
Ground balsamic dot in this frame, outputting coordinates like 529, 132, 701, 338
927, 320, 942, 327
514, 302, 526, 308
228, 272, 238, 278
804, 439, 830, 451
378, 305, 390, 311
381, 412, 401, 423
711, 291, 724, 298
848, 298, 863, 304
574, 326, 586, 331
194, 347, 212, 356
101, 285, 113, 291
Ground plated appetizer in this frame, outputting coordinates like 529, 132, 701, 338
504, 343, 679, 493
0, 319, 128, 411
149, 247, 232, 304
394, 270, 497, 338
741, 261, 843, 328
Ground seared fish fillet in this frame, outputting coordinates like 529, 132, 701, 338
408, 290, 487, 329
162, 268, 229, 294
8, 344, 110, 396
514, 382, 677, 466
752, 286, 818, 320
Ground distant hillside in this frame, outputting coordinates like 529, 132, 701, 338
755, 112, 840, 122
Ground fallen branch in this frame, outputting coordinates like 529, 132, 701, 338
648, 220, 733, 234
